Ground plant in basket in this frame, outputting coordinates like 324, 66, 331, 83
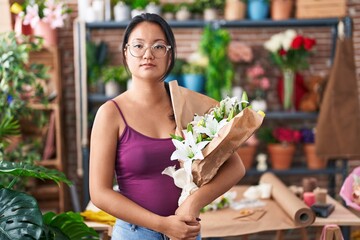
258, 126, 300, 169
299, 128, 327, 169
264, 29, 316, 111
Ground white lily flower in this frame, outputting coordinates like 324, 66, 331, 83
222, 96, 239, 116
170, 131, 209, 174
196, 116, 228, 139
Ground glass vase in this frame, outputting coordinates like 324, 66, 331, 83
282, 68, 295, 111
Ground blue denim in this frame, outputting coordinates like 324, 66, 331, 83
112, 219, 201, 240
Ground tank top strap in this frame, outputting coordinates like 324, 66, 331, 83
109, 100, 128, 126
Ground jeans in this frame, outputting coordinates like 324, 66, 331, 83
112, 219, 201, 240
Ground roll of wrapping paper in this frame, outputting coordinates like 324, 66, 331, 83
260, 172, 315, 227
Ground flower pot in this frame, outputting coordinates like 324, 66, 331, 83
267, 143, 295, 170
33, 21, 57, 48
237, 145, 257, 170
163, 12, 175, 21
176, 7, 191, 21
225, 0, 246, 20
247, 0, 269, 20
204, 8, 218, 21
271, 0, 294, 20
183, 74, 205, 93
131, 9, 146, 18
104, 81, 121, 97
146, 3, 161, 15
114, 2, 131, 21
303, 144, 327, 169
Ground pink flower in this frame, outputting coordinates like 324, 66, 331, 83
43, 1, 67, 29
260, 77, 270, 90
273, 127, 301, 144
23, 4, 40, 28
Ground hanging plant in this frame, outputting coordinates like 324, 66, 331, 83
200, 25, 234, 101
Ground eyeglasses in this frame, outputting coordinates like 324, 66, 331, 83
126, 42, 171, 59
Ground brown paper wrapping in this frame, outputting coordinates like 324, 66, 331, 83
260, 172, 316, 227
169, 80, 264, 187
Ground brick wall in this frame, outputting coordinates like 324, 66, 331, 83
59, 0, 360, 210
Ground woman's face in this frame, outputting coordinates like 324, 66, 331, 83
125, 22, 171, 82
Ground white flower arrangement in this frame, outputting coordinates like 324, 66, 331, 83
162, 93, 257, 205
263, 29, 297, 53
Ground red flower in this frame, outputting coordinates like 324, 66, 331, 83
304, 37, 316, 51
273, 127, 301, 144
278, 49, 287, 56
291, 35, 304, 49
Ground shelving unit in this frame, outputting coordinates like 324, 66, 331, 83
74, 17, 352, 207
27, 47, 67, 213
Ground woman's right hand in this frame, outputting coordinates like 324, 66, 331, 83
160, 215, 200, 240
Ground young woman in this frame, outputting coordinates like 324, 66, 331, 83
89, 13, 245, 240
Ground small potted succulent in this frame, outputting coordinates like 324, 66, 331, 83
102, 65, 129, 96
162, 3, 177, 21
113, 0, 131, 21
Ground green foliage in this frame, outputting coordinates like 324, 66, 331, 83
257, 127, 277, 144
162, 3, 176, 13
102, 65, 129, 86
200, 26, 234, 101
195, 0, 225, 9
86, 40, 109, 87
0, 188, 43, 240
40, 212, 99, 240
182, 63, 205, 75
131, 0, 149, 10
171, 59, 186, 76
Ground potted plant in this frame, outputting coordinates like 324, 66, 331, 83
271, 0, 294, 20
131, 0, 148, 18
195, 0, 224, 20
102, 65, 129, 97
146, 0, 161, 15
113, 0, 131, 21
162, 3, 177, 21
300, 127, 327, 169
11, 0, 71, 47
86, 40, 109, 93
175, 3, 192, 21
182, 52, 208, 93
200, 25, 234, 101
224, 0, 246, 20
257, 126, 301, 169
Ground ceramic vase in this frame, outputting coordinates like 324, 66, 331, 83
224, 0, 246, 20
33, 21, 57, 48
282, 68, 295, 111
248, 0, 269, 20
182, 74, 205, 93
114, 2, 131, 21
271, 0, 294, 20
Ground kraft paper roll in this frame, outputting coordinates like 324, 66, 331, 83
260, 172, 316, 227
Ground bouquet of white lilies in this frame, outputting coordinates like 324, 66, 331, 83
163, 81, 264, 205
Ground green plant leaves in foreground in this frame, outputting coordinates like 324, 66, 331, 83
0, 188, 43, 240
0, 161, 72, 188
41, 212, 99, 240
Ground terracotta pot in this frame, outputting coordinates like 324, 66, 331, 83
267, 143, 295, 170
303, 144, 328, 169
33, 21, 58, 48
271, 0, 294, 20
237, 145, 257, 170
225, 0, 246, 20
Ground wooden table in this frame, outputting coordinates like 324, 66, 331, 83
85, 221, 112, 240
199, 186, 360, 240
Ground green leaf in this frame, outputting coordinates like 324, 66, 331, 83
41, 212, 99, 240
0, 161, 72, 187
0, 188, 43, 240
170, 134, 183, 141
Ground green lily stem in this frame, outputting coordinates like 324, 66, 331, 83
8, 176, 19, 189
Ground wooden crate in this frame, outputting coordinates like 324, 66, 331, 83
296, 0, 346, 19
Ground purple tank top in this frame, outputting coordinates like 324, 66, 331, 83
110, 100, 181, 216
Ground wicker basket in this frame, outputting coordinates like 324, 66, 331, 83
296, 0, 346, 19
